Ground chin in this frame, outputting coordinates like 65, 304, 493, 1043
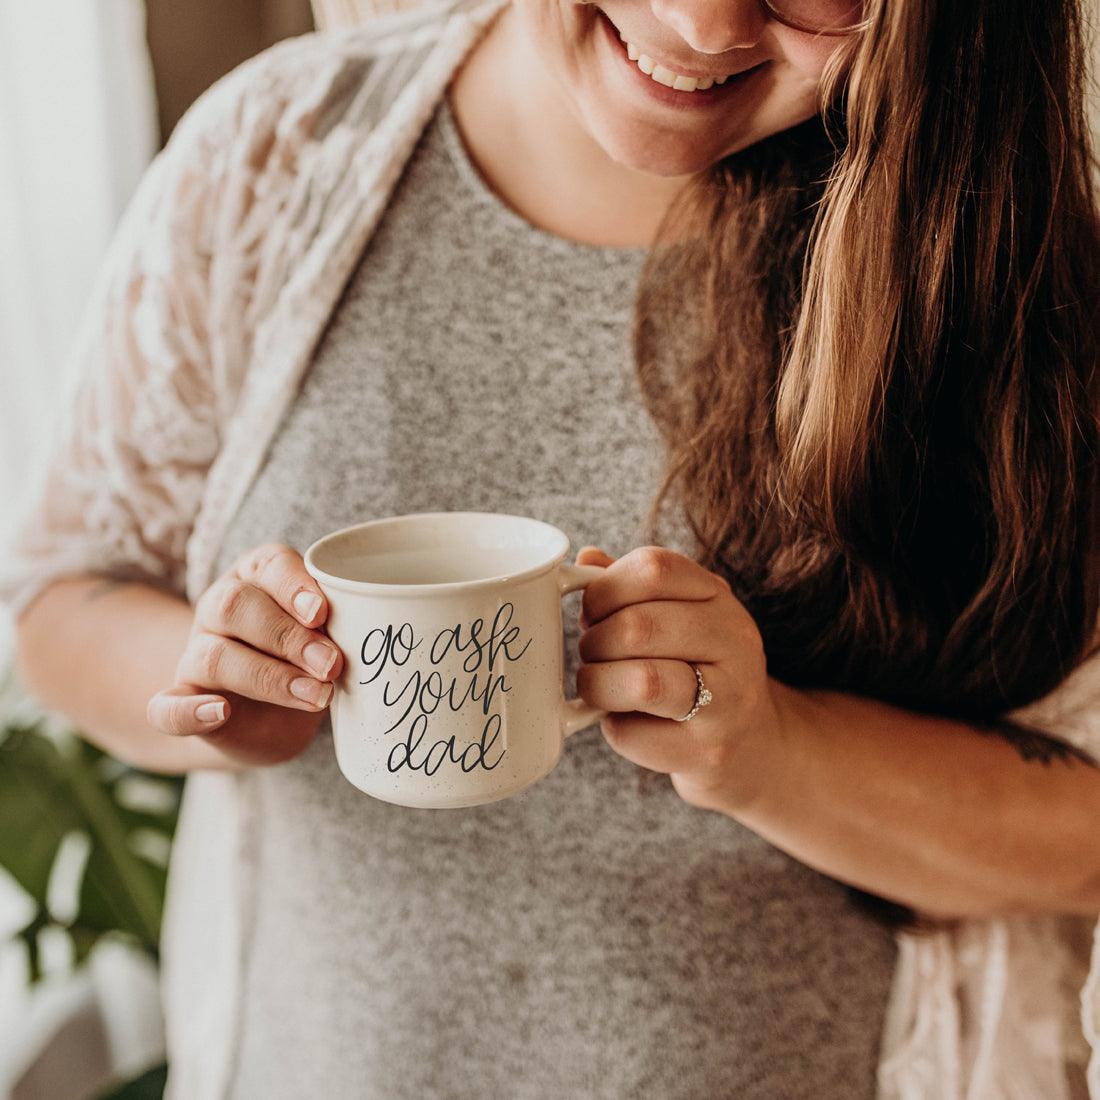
585, 112, 737, 178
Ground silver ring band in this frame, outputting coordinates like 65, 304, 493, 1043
674, 663, 713, 722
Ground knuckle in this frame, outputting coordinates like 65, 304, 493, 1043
254, 659, 289, 701
624, 606, 654, 650
198, 634, 230, 684
148, 694, 183, 736
162, 703, 188, 737
737, 621, 767, 668
631, 546, 672, 590
194, 579, 222, 624
268, 614, 301, 658
240, 542, 296, 586
214, 578, 249, 628
637, 662, 664, 705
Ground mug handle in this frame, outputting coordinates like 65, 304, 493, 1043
556, 562, 609, 738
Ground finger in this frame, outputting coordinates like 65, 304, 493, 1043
580, 545, 727, 627
196, 574, 343, 681
147, 683, 232, 737
597, 709, 714, 776
576, 658, 700, 720
578, 599, 730, 663
576, 546, 616, 566
233, 542, 327, 627
179, 631, 334, 712
575, 547, 616, 627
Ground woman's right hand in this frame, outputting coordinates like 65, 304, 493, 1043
146, 543, 345, 767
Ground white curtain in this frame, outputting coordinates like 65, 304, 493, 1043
0, 0, 159, 650
0, 3, 161, 1096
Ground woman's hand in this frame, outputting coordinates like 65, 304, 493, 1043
145, 543, 345, 766
574, 544, 783, 812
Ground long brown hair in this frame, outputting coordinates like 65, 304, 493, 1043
632, 0, 1100, 933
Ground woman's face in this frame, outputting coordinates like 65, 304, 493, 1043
514, 0, 855, 177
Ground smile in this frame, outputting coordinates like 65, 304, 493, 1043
595, 8, 767, 104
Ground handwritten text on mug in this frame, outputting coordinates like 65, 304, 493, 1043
358, 603, 533, 775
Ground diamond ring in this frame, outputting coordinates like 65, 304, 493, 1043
674, 663, 713, 722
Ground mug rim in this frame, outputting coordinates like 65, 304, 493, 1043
302, 510, 571, 596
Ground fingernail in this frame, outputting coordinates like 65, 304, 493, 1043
291, 677, 332, 706
293, 590, 322, 621
196, 701, 226, 723
304, 641, 336, 678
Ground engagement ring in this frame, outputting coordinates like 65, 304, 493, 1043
674, 663, 713, 722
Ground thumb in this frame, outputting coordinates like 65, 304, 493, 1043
147, 683, 231, 737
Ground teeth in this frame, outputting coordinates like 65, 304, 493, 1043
616, 31, 730, 93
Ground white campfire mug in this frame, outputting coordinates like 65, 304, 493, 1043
303, 511, 608, 808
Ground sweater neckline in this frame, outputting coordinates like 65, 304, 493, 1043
435, 85, 650, 262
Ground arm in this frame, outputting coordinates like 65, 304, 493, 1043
15, 552, 340, 776
736, 681, 1100, 920
14, 577, 235, 774
572, 543, 1100, 921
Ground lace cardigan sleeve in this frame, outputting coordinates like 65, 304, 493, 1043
1004, 637, 1100, 759
0, 48, 288, 624
997, 637, 1100, 1096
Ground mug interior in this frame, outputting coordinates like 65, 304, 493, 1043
306, 511, 570, 591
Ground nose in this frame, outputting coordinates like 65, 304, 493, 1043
649, 0, 766, 53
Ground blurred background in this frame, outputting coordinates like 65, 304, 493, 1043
1, 1, 1099, 1098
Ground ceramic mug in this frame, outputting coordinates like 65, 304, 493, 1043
303, 511, 608, 809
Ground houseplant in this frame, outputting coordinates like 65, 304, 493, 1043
0, 662, 182, 1099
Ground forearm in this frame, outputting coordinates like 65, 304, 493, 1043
725, 680, 1100, 920
14, 576, 240, 774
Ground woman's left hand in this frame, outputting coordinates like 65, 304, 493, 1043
573, 544, 784, 812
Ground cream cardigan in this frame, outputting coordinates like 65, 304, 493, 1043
3, 1, 1100, 1095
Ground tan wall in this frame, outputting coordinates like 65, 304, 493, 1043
145, 0, 314, 143
312, 0, 415, 28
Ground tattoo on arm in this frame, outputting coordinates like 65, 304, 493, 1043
973, 717, 1098, 767
83, 577, 134, 602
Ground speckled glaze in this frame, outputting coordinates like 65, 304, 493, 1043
305, 511, 606, 807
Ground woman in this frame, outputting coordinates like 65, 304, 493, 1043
5, 0, 1100, 1095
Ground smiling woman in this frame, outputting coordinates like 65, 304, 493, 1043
4, 0, 1100, 1098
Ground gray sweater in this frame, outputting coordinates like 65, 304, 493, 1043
208, 86, 898, 1099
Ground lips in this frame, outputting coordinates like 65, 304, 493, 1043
595, 7, 767, 108
595, 5, 762, 83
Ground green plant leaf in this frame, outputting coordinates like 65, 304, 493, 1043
78, 845, 166, 946
0, 707, 181, 982
93, 1061, 168, 1100
0, 722, 85, 902
62, 742, 165, 950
